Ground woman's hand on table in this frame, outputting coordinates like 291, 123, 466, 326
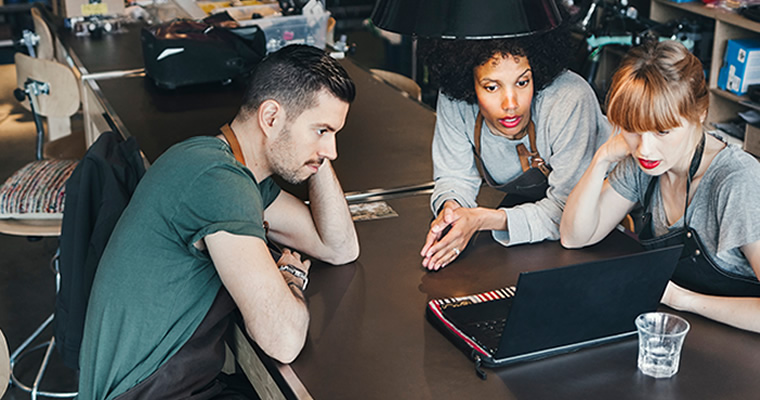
421, 201, 491, 271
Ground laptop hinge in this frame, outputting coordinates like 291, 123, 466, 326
471, 351, 488, 380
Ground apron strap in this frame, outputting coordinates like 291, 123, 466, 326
473, 113, 501, 187
220, 123, 270, 234
683, 133, 706, 222
517, 122, 550, 176
515, 145, 532, 172
472, 112, 547, 186
639, 132, 706, 233
220, 123, 246, 166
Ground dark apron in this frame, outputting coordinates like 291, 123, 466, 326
635, 134, 760, 297
472, 113, 552, 208
114, 287, 240, 400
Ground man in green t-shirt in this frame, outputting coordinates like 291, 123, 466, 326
78, 45, 359, 400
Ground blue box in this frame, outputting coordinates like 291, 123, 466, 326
718, 39, 760, 96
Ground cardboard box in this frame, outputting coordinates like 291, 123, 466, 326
62, 0, 124, 18
718, 39, 760, 96
745, 123, 760, 158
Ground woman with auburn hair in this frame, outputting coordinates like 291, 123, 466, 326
419, 19, 610, 270
561, 40, 760, 333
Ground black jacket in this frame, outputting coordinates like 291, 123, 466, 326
55, 131, 146, 370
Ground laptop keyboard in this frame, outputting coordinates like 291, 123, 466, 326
448, 297, 513, 354
430, 286, 517, 355
468, 317, 508, 353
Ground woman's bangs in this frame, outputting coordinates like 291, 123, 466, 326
607, 74, 684, 133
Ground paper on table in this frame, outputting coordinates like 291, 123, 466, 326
349, 201, 398, 221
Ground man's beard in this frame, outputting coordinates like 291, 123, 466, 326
267, 127, 323, 185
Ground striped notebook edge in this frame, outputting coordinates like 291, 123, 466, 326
429, 286, 516, 309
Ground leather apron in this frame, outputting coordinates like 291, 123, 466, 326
635, 134, 760, 297
114, 288, 237, 400
472, 113, 552, 208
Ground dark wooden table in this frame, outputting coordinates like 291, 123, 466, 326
232, 194, 760, 400
54, 21, 760, 400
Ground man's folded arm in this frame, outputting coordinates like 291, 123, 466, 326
205, 231, 309, 364
265, 160, 359, 265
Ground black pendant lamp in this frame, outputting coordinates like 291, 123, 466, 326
370, 0, 563, 39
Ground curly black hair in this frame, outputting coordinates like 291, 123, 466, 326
420, 24, 573, 105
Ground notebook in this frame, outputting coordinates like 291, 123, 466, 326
426, 245, 683, 377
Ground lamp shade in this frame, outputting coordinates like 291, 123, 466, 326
370, 0, 563, 39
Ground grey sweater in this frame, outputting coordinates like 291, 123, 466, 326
609, 138, 760, 279
431, 70, 610, 246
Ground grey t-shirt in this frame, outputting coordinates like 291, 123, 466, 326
431, 70, 611, 246
609, 139, 760, 278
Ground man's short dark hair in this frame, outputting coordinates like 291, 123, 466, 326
241, 44, 356, 120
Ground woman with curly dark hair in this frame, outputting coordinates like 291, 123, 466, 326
420, 24, 610, 270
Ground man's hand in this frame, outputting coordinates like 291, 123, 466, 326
277, 248, 311, 299
421, 201, 480, 270
277, 248, 312, 275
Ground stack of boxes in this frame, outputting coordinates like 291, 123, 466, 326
718, 38, 760, 158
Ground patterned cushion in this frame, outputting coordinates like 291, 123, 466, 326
0, 159, 78, 219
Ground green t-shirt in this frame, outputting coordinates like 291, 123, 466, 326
77, 136, 281, 400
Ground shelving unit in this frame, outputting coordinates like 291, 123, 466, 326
651, 0, 760, 149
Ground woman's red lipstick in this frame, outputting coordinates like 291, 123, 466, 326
499, 116, 521, 129
638, 158, 660, 169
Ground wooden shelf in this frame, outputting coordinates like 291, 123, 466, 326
711, 86, 747, 103
651, 0, 760, 146
652, 0, 760, 32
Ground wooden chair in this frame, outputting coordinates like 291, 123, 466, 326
369, 68, 422, 102
0, 52, 83, 400
30, 4, 84, 145
30, 6, 55, 61
0, 52, 84, 234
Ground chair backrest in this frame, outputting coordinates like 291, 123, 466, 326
370, 68, 422, 101
56, 131, 146, 370
31, 6, 55, 60
1, 328, 9, 398
15, 52, 80, 119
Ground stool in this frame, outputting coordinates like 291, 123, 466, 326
5, 249, 77, 400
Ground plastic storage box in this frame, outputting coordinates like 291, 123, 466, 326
214, 1, 329, 53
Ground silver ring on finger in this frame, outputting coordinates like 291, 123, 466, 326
453, 247, 460, 256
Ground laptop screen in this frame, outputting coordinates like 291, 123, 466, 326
495, 245, 683, 360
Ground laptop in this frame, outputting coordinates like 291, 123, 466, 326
426, 245, 683, 377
